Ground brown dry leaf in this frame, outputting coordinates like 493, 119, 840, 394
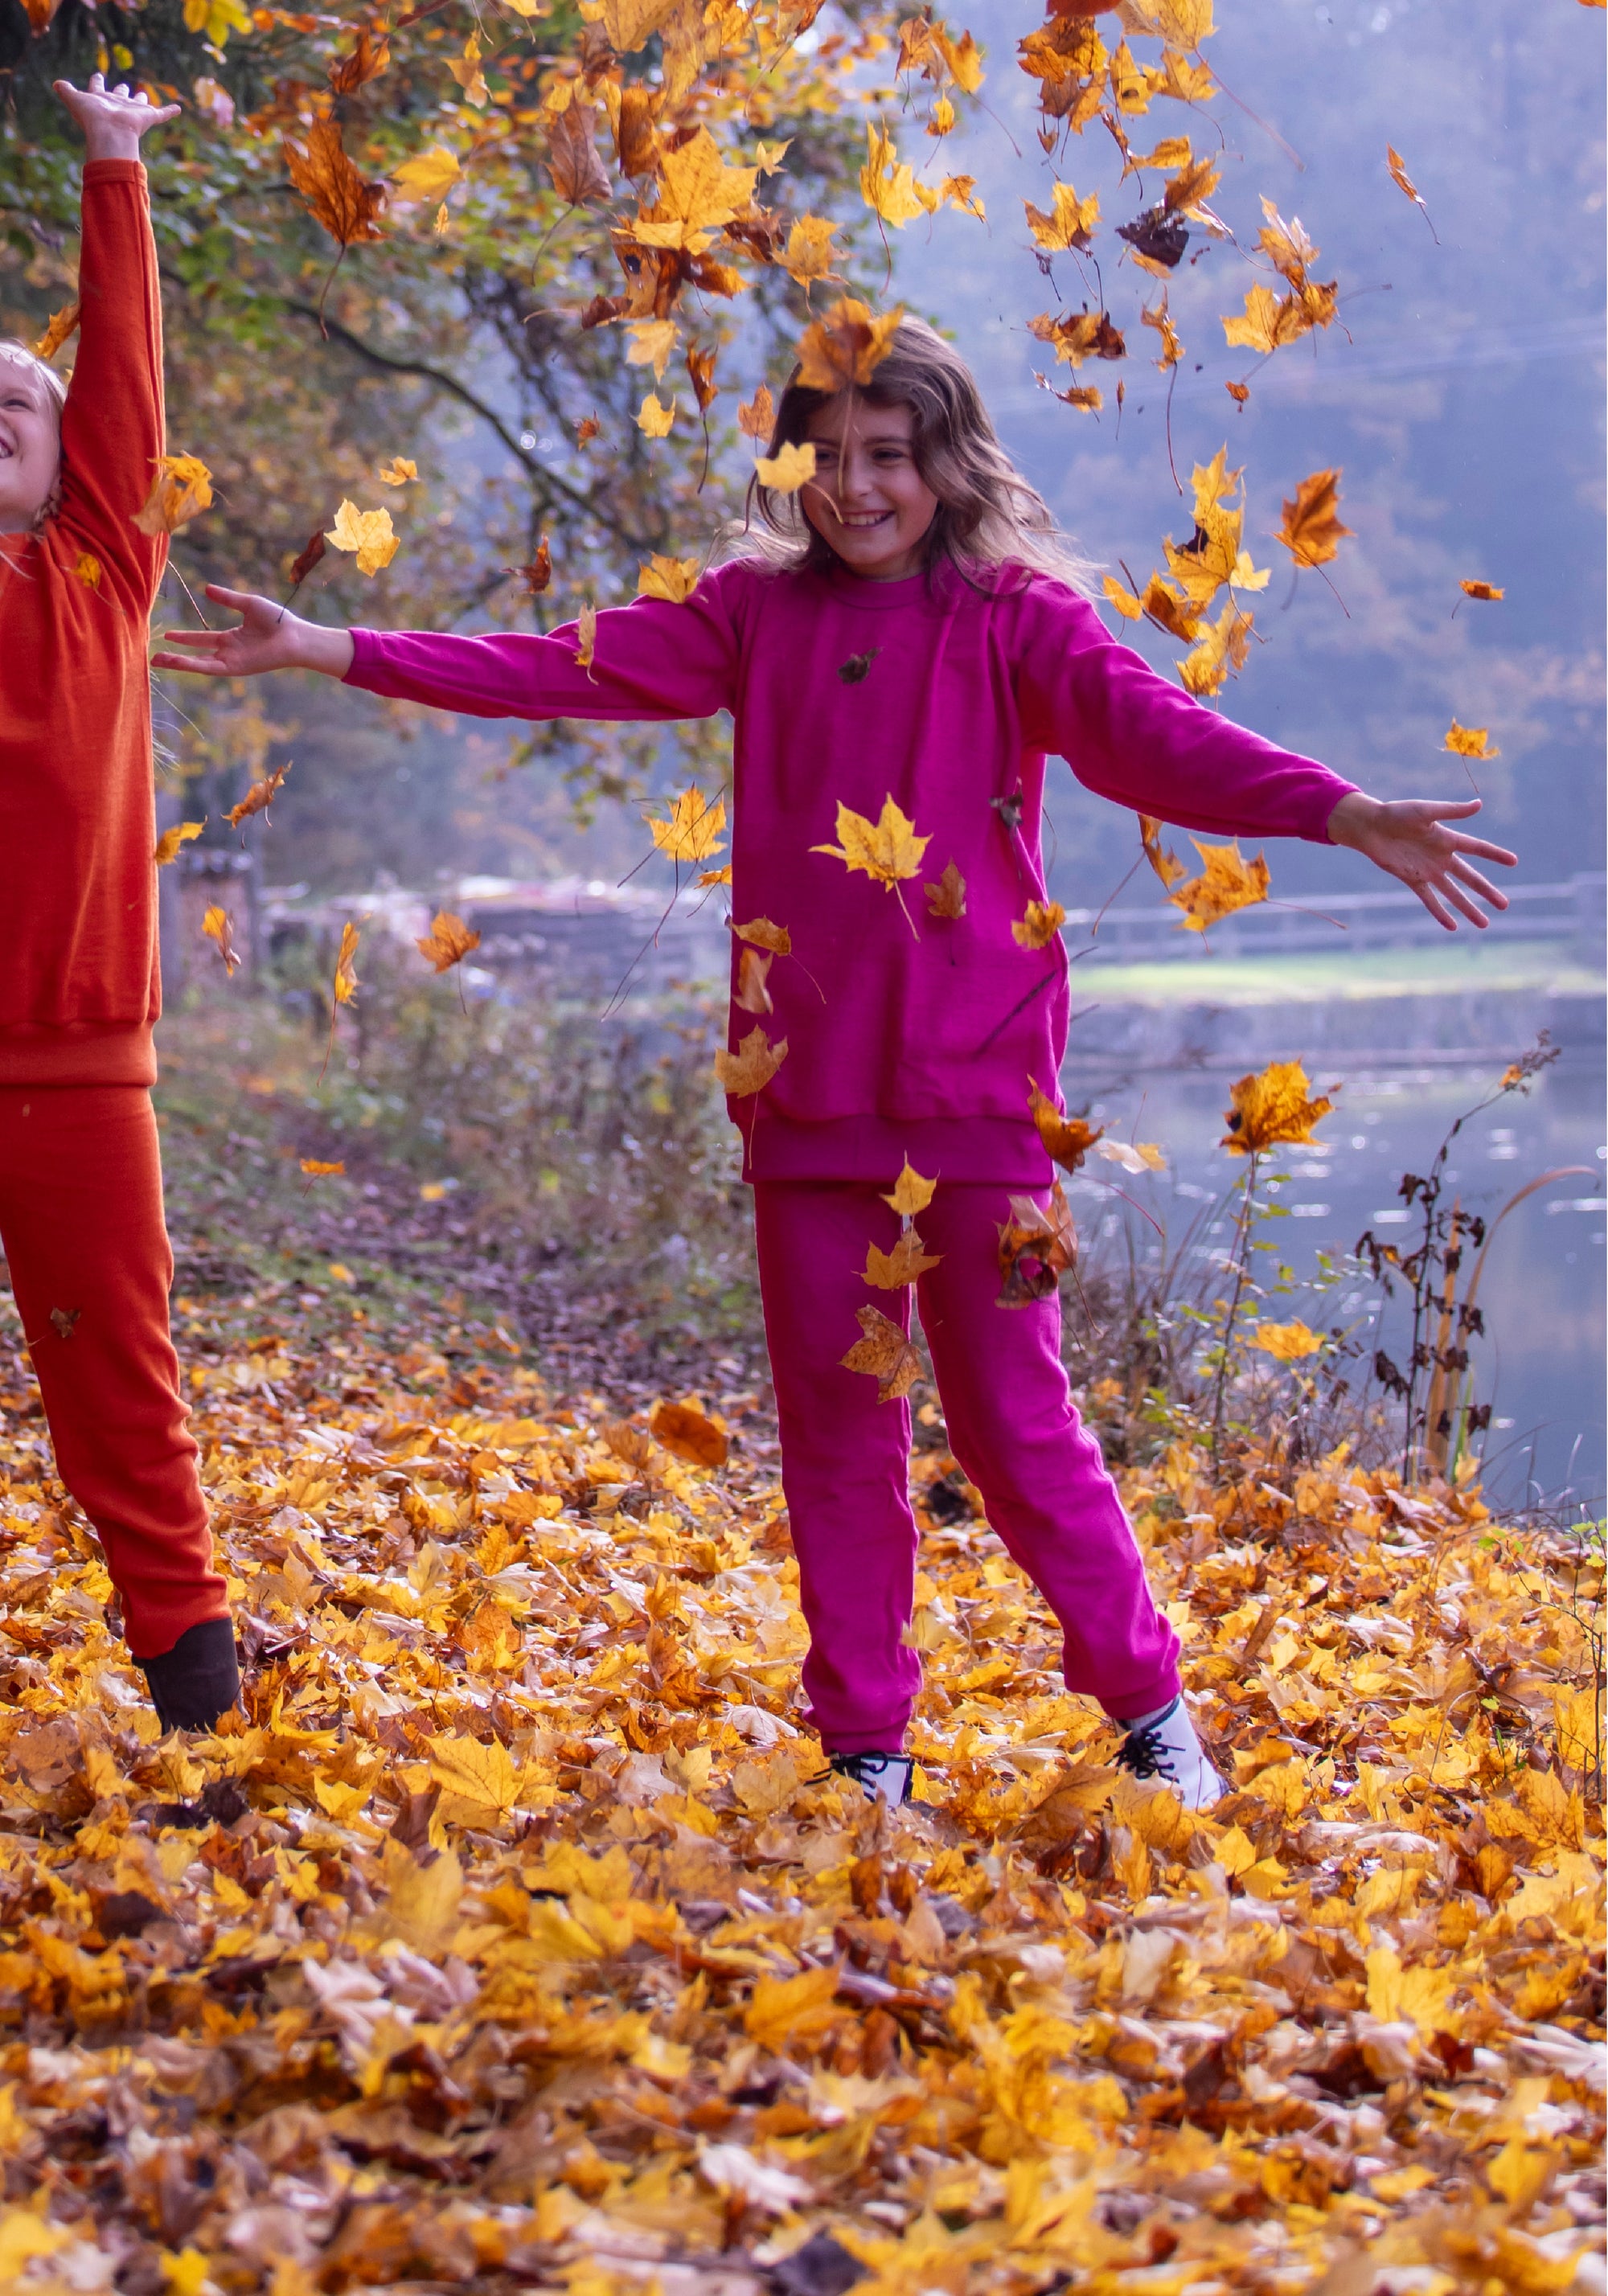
732, 917, 792, 954
576, 604, 597, 675
133, 455, 214, 538
1027, 307, 1126, 367
154, 818, 205, 868
1225, 379, 1250, 405
574, 415, 601, 447
288, 529, 326, 588
1221, 1058, 1334, 1154
508, 540, 552, 597
1036, 376, 1104, 412
283, 119, 386, 245
548, 103, 612, 204
1141, 291, 1183, 367
1446, 722, 1499, 760
328, 25, 390, 92
714, 1025, 787, 1097
227, 763, 290, 830
201, 904, 239, 974
1385, 145, 1438, 237
735, 945, 774, 1014
1027, 1080, 1102, 1174
745, 1966, 841, 2051
1276, 469, 1353, 569
416, 912, 482, 973
881, 1160, 937, 1217
32, 301, 80, 360
650, 1399, 729, 1467
1459, 580, 1504, 601
997, 1182, 1076, 1306
795, 298, 903, 392
333, 920, 361, 1005
1168, 836, 1270, 931
925, 860, 966, 919
687, 345, 720, 413
840, 1304, 921, 1402
862, 1230, 941, 1289
738, 385, 776, 441
1011, 899, 1066, 949
1139, 812, 1187, 889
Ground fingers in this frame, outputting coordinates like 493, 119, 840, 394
1421, 797, 1483, 820
1448, 833, 1517, 867
1438, 875, 1490, 929
150, 650, 229, 675
1446, 856, 1508, 908
203, 583, 263, 613
1409, 880, 1458, 933
152, 627, 225, 651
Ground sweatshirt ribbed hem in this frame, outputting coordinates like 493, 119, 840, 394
0, 1024, 157, 1088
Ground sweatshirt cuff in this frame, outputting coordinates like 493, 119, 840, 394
81, 158, 148, 187
1306, 774, 1360, 844
344, 628, 381, 687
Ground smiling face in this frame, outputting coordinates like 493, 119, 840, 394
0, 352, 64, 534
800, 395, 939, 581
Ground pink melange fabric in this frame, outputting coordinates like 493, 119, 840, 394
345, 556, 1356, 1183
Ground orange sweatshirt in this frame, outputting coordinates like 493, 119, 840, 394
0, 160, 166, 1087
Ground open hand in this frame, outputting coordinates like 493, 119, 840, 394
151, 585, 355, 681
55, 75, 180, 164
1326, 793, 1516, 930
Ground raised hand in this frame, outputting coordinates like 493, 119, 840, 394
1326, 793, 1516, 931
151, 585, 356, 681
54, 75, 180, 164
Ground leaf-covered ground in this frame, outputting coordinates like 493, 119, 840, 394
0, 1289, 1600, 2296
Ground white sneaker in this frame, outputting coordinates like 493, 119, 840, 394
1114, 1697, 1226, 1810
828, 1750, 913, 1806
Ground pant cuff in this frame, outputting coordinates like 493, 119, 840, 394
1099, 1667, 1184, 1724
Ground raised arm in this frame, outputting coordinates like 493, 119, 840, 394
1017, 584, 1515, 929
52, 78, 178, 601
152, 567, 747, 727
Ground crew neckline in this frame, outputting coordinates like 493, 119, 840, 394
824, 564, 936, 611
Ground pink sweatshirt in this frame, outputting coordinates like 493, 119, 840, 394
345, 559, 1356, 1183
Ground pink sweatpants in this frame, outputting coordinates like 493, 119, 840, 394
753, 1179, 1181, 1754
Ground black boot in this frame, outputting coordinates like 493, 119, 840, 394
139, 1619, 241, 1732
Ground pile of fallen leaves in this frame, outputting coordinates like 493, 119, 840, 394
0, 1296, 1599, 2296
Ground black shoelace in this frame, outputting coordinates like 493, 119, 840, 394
1114, 1720, 1179, 1782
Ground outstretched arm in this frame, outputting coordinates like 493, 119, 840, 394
1326, 791, 1514, 932
153, 587, 355, 679
55, 73, 180, 162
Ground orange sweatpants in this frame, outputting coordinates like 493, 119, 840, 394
0, 1085, 226, 1658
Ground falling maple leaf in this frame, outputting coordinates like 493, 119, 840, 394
699, 863, 732, 887
650, 1398, 729, 1467
1276, 469, 1353, 569
547, 104, 612, 205
1103, 574, 1143, 621
647, 786, 726, 863
32, 302, 79, 360
1012, 899, 1066, 949
795, 299, 902, 392
333, 921, 360, 1005
732, 917, 791, 953
735, 945, 773, 1014
1036, 376, 1103, 412
755, 441, 815, 493
1225, 379, 1250, 406
1253, 1318, 1325, 1360
1141, 292, 1183, 367
1445, 721, 1499, 759
392, 145, 462, 204
638, 554, 699, 603
881, 1161, 937, 1217
576, 604, 597, 676
1028, 1080, 1102, 1174
1458, 580, 1504, 601
714, 1025, 787, 1097
298, 1158, 345, 1178
812, 798, 929, 894
862, 1231, 942, 1289
859, 121, 926, 227
1385, 145, 1438, 240
72, 551, 101, 590
840, 1304, 921, 1402
201, 904, 239, 974
133, 455, 213, 538
1028, 308, 1126, 368
1023, 182, 1100, 250
838, 650, 880, 684
1169, 837, 1270, 931
1179, 597, 1254, 699
633, 127, 758, 252
575, 415, 601, 447
636, 393, 676, 437
154, 819, 205, 867
1139, 813, 1187, 889
508, 541, 552, 596
226, 763, 290, 829
327, 23, 390, 92
325, 500, 399, 576
288, 529, 326, 589
925, 861, 966, 919
1222, 1059, 1333, 1154
285, 118, 386, 245
687, 345, 719, 414
780, 215, 838, 286
416, 912, 482, 972
997, 1183, 1076, 1307
377, 457, 417, 486
738, 386, 775, 441
1093, 1137, 1165, 1174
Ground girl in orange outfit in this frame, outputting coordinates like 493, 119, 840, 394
0, 77, 236, 1732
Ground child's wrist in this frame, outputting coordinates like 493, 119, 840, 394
83, 137, 143, 165
1327, 791, 1380, 848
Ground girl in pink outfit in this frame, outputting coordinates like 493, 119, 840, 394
158, 322, 1515, 1807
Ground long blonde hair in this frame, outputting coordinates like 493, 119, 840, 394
745, 316, 1095, 595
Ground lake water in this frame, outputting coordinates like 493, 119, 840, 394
1055, 1048, 1606, 1514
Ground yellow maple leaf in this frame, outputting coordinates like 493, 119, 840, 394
1139, 813, 1187, 888
795, 298, 902, 392
1023, 182, 1100, 251
1178, 597, 1253, 699
154, 820, 205, 867
576, 603, 597, 674
634, 127, 758, 252
1028, 1082, 1102, 1174
33, 301, 80, 360
626, 318, 679, 379
300, 1158, 345, 1178
392, 144, 461, 203
326, 499, 399, 576
636, 392, 676, 437
416, 911, 482, 971
859, 121, 926, 228
73, 551, 101, 589
428, 1732, 523, 1822
781, 214, 838, 285
332, 920, 360, 1006
755, 441, 816, 494
638, 552, 699, 602
1103, 574, 1143, 621
1252, 1319, 1325, 1361
745, 1966, 841, 2052
881, 1160, 937, 1217
862, 1231, 941, 1289
812, 797, 929, 890
1142, 292, 1183, 368
713, 1025, 787, 1097
377, 457, 417, 486
1011, 899, 1066, 949
1445, 720, 1499, 760
1221, 1060, 1333, 1155
647, 786, 725, 862
133, 454, 213, 538
1221, 283, 1322, 355
1276, 469, 1353, 569
1169, 835, 1268, 931
201, 904, 240, 974
380, 1838, 463, 1956
1459, 578, 1504, 601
